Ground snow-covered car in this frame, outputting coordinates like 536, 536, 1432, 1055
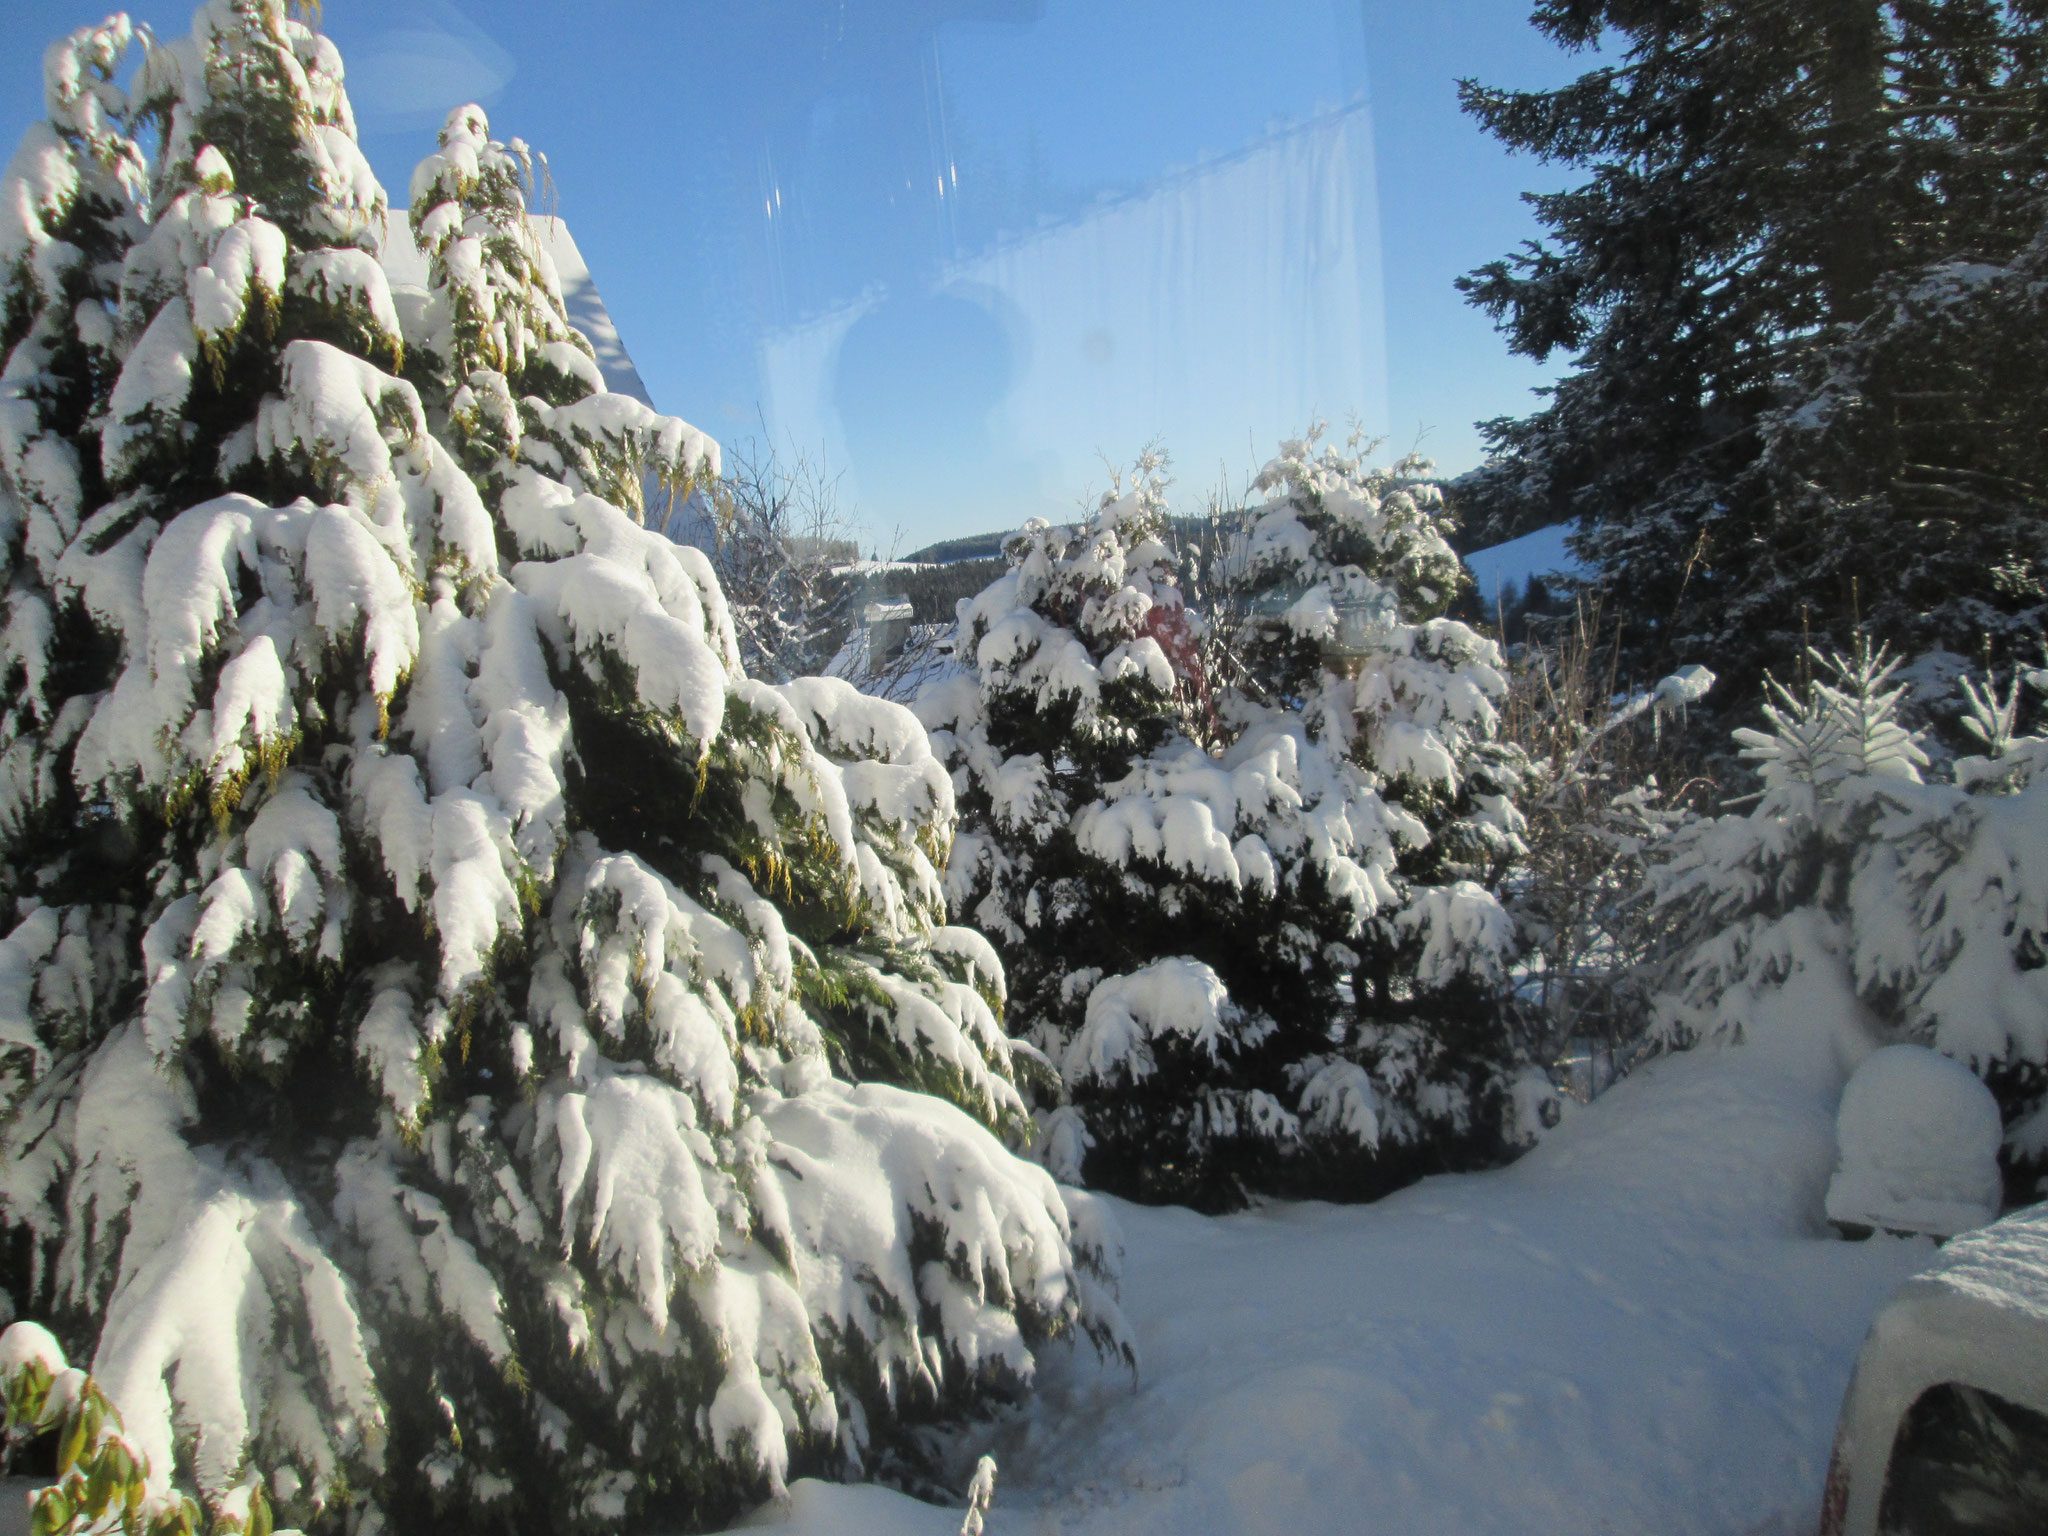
1819, 1200, 2048, 1535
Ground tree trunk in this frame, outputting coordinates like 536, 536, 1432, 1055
1816, 0, 1890, 323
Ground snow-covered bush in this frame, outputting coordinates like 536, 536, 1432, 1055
1654, 643, 2048, 1201
916, 459, 1282, 1207
1825, 1044, 2003, 1239
1494, 593, 1715, 1074
0, 10, 1125, 1532
1218, 433, 1540, 1174
919, 438, 1538, 1209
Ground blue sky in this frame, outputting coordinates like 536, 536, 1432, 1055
5, 0, 1588, 553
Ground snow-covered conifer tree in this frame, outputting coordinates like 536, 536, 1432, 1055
1457, 1, 2048, 704
1217, 432, 1535, 1181
1653, 645, 1930, 1050
0, 9, 1124, 1533
920, 441, 1537, 1210
0, 13, 150, 890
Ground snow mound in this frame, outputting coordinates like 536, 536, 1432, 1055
733, 1477, 964, 1534
1825, 1044, 2003, 1238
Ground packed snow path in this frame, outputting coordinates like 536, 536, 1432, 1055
729, 1000, 1936, 1535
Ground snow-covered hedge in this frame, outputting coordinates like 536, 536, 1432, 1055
0, 9, 1126, 1532
1654, 645, 2048, 1200
919, 440, 1538, 1210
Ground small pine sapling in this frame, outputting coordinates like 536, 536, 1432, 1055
1653, 642, 1930, 1049
1653, 641, 2048, 1203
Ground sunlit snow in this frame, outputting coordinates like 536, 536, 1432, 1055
724, 974, 1935, 1536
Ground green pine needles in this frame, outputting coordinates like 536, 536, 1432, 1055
0, 7, 1126, 1533
921, 436, 1543, 1212
1458, 0, 2048, 705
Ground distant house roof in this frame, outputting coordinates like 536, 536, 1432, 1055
381, 212, 657, 409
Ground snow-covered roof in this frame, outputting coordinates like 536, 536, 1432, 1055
380, 213, 655, 408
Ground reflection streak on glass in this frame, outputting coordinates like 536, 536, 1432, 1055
733, 0, 1384, 546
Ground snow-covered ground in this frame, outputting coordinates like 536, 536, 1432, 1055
725, 978, 1935, 1536
1463, 522, 1580, 606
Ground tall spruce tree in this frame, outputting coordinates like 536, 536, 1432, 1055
0, 8, 1125, 1533
919, 443, 1539, 1212
1752, 217, 2048, 662
1458, 0, 2048, 703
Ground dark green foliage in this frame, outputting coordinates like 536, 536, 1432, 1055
1754, 231, 2048, 663
0, 13, 1116, 1536
926, 443, 1542, 1212
894, 559, 1006, 625
1460, 0, 2048, 707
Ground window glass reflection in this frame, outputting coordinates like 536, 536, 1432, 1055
701, 0, 1384, 544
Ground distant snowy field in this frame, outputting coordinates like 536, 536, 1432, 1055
1463, 523, 1580, 606
720, 977, 1934, 1536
